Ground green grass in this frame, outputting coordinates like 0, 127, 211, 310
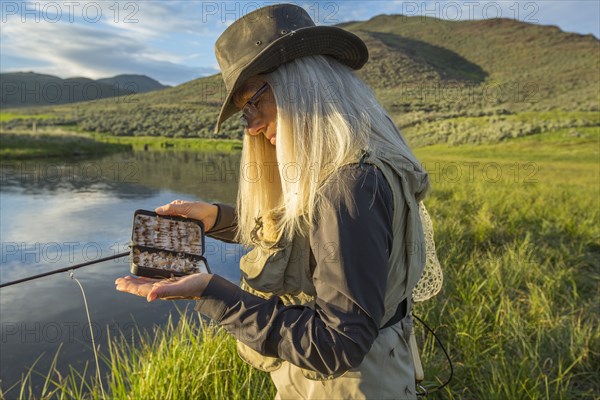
403, 110, 600, 146
90, 133, 243, 152
0, 129, 243, 159
0, 131, 132, 159
411, 134, 599, 399
0, 112, 56, 122
3, 312, 276, 400
414, 126, 599, 164
3, 131, 599, 399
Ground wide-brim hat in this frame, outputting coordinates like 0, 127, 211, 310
213, 3, 369, 132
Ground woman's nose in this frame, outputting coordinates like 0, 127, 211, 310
246, 117, 266, 136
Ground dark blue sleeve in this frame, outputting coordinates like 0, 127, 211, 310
195, 164, 393, 375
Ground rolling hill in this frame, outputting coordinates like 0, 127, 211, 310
0, 72, 168, 107
2, 15, 598, 145
96, 74, 169, 93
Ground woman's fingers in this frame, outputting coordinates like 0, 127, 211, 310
121, 275, 158, 283
148, 273, 210, 302
115, 276, 158, 298
115, 274, 211, 302
155, 199, 189, 217
147, 275, 188, 302
116, 275, 161, 285
155, 199, 203, 219
115, 275, 193, 302
147, 281, 180, 302
154, 200, 218, 231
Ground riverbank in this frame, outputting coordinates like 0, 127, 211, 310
0, 130, 132, 159
89, 132, 243, 153
0, 128, 243, 160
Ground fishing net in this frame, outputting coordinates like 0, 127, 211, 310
413, 202, 443, 302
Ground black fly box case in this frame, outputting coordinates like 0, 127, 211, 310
130, 210, 210, 278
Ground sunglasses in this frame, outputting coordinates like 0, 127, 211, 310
239, 83, 269, 128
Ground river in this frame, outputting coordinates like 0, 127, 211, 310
0, 150, 243, 396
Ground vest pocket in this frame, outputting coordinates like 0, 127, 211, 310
240, 245, 290, 294
240, 235, 314, 297
236, 341, 283, 372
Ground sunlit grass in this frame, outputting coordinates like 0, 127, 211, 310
0, 112, 56, 122
412, 134, 599, 399
0, 131, 131, 159
2, 312, 276, 400
404, 111, 600, 146
89, 133, 243, 152
0, 128, 242, 159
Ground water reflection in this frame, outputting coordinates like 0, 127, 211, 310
0, 150, 243, 397
128, 151, 240, 202
0, 151, 240, 203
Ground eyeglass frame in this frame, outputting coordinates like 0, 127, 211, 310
239, 82, 269, 128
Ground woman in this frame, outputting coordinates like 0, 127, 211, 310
116, 4, 430, 399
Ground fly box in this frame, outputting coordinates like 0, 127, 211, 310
130, 210, 210, 278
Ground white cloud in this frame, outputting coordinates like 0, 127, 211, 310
0, 15, 217, 85
99, 1, 215, 39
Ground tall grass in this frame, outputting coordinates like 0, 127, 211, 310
412, 128, 599, 399
3, 129, 598, 399
2, 312, 276, 400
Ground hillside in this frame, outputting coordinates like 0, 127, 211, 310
0, 72, 168, 107
97, 74, 169, 93
346, 16, 599, 112
2, 15, 598, 145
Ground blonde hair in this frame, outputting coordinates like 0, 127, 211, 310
235, 55, 421, 246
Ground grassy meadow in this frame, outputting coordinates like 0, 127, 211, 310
412, 126, 599, 399
0, 119, 242, 159
2, 125, 598, 400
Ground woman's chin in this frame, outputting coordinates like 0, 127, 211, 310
270, 136, 277, 146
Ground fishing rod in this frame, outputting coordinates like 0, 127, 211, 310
0, 251, 130, 289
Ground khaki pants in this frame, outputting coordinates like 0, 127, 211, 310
271, 319, 417, 400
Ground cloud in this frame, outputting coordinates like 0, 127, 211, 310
0, 14, 217, 85
99, 1, 216, 39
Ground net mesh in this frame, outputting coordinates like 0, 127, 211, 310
413, 202, 443, 302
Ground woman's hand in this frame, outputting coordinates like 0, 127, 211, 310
155, 200, 219, 232
115, 273, 212, 302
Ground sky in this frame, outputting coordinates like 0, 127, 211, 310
1, 0, 598, 86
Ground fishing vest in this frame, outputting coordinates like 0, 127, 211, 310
236, 147, 430, 381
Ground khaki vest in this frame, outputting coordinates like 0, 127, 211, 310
236, 147, 430, 385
